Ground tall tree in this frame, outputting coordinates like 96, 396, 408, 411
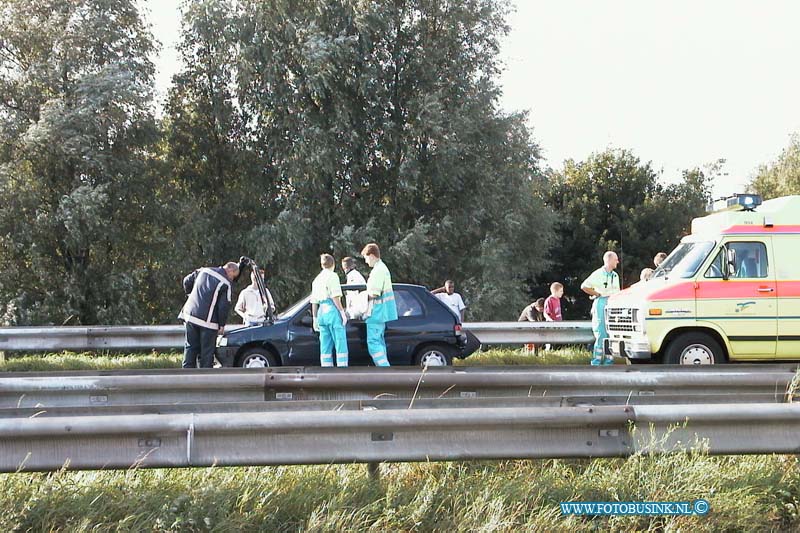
233, 0, 555, 319
0, 0, 160, 325
749, 134, 800, 199
162, 0, 274, 266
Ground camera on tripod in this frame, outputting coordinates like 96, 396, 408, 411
236, 256, 275, 324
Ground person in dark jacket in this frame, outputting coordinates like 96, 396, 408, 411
518, 297, 546, 355
179, 262, 240, 368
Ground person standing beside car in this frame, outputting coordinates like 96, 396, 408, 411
361, 243, 396, 367
311, 254, 349, 367
431, 280, 467, 321
235, 268, 275, 326
341, 256, 368, 319
179, 261, 239, 368
581, 251, 620, 366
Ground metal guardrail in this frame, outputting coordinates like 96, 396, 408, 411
0, 367, 797, 472
1, 393, 786, 419
0, 322, 594, 351
0, 325, 187, 351
0, 366, 795, 408
462, 321, 594, 344
1, 403, 799, 472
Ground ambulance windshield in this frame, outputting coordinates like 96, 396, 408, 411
653, 241, 715, 279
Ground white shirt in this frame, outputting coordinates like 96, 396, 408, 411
436, 292, 466, 318
236, 285, 275, 323
344, 269, 368, 319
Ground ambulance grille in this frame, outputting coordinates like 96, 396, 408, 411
606, 307, 640, 333
608, 323, 636, 332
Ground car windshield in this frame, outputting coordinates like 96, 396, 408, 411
653, 241, 715, 279
277, 295, 310, 319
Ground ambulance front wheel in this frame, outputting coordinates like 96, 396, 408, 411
663, 332, 725, 365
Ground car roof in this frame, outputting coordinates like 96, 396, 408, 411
341, 283, 427, 290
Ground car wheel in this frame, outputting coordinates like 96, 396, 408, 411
414, 345, 456, 367
237, 348, 278, 368
663, 332, 724, 365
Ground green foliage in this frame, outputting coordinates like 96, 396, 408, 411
537, 149, 712, 317
228, 0, 555, 319
0, 0, 554, 324
0, 0, 163, 325
750, 134, 800, 199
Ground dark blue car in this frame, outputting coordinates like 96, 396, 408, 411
215, 283, 480, 367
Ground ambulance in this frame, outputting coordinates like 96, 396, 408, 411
606, 194, 800, 364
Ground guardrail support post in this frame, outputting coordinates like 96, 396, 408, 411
367, 462, 380, 481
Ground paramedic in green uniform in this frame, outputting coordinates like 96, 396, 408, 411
581, 251, 620, 366
361, 242, 396, 367
310, 253, 349, 367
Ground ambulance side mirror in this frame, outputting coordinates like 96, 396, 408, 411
725, 247, 737, 279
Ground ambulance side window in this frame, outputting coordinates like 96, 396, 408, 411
731, 242, 767, 278
704, 242, 768, 279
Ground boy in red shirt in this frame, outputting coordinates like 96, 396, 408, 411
544, 282, 564, 322
543, 282, 564, 351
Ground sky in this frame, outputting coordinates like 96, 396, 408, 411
142, 0, 800, 197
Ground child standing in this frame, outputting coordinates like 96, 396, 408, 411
543, 282, 564, 350
544, 282, 564, 322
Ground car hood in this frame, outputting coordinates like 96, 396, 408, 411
222, 319, 288, 339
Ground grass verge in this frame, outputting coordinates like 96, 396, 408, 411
0, 347, 590, 372
1, 454, 798, 532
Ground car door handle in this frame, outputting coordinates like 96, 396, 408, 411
757, 287, 775, 292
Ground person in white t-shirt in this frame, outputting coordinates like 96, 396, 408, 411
432, 279, 466, 321
235, 268, 275, 326
341, 256, 368, 319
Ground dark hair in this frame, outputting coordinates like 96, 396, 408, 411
342, 256, 357, 270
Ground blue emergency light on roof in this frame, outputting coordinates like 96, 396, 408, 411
726, 193, 762, 211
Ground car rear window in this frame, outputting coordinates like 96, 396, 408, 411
395, 290, 423, 318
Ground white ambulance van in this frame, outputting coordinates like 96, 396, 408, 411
606, 194, 800, 364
